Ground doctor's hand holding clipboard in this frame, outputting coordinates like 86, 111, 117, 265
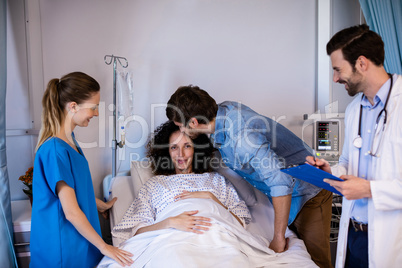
305, 156, 372, 200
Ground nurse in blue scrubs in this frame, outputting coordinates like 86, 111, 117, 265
30, 72, 133, 268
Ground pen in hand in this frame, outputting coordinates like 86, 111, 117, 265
312, 149, 317, 165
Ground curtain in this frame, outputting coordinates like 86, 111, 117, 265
0, 0, 18, 267
359, 0, 402, 74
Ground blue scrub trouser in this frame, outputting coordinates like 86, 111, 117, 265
345, 224, 368, 268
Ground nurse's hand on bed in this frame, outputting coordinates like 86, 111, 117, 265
168, 210, 212, 234
100, 243, 134, 266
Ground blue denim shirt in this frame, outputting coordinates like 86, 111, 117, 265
210, 101, 322, 224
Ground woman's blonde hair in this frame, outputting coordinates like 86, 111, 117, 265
36, 72, 100, 151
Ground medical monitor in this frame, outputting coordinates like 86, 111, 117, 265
314, 120, 341, 163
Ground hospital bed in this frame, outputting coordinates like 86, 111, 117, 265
100, 157, 318, 267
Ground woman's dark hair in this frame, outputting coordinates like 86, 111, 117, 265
166, 85, 218, 126
326, 24, 384, 68
146, 121, 214, 175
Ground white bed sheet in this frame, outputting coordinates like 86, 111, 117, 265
101, 160, 317, 267
98, 198, 316, 268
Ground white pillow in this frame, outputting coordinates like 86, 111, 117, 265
130, 161, 154, 198
211, 154, 257, 207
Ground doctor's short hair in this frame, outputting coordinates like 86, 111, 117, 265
146, 121, 215, 176
326, 24, 385, 68
166, 85, 218, 126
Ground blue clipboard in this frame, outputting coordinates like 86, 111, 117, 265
281, 163, 343, 195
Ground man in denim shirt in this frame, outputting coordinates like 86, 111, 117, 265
167, 86, 333, 268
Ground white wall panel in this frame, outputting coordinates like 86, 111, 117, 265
6, 0, 36, 201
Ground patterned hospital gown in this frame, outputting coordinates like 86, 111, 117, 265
112, 172, 251, 241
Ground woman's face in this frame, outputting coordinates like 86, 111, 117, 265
169, 130, 194, 174
71, 92, 100, 128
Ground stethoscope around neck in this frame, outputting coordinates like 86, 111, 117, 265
352, 74, 393, 157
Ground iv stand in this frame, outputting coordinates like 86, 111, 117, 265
104, 55, 128, 178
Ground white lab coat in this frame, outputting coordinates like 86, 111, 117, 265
331, 74, 402, 268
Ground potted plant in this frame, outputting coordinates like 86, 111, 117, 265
19, 166, 33, 205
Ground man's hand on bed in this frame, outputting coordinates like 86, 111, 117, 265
269, 236, 289, 253
169, 211, 212, 234
96, 197, 117, 219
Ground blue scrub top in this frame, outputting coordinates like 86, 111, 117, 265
30, 136, 102, 268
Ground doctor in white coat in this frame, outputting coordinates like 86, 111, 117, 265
307, 24, 402, 268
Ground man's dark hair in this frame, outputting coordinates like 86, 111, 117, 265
326, 24, 384, 68
146, 121, 215, 175
166, 85, 218, 125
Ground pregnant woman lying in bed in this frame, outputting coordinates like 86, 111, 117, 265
98, 121, 318, 267
112, 120, 251, 241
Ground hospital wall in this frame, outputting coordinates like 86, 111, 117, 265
6, 0, 361, 202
